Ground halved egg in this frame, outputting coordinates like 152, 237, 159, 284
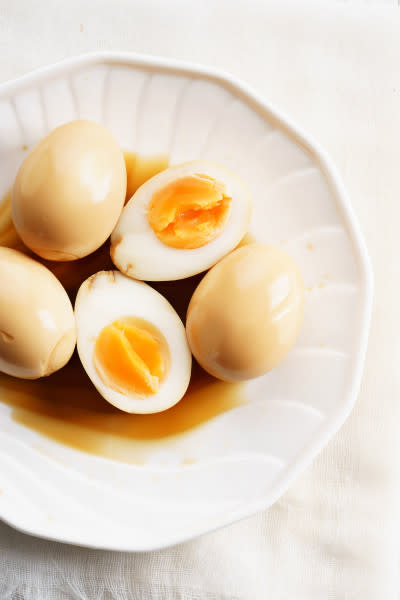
75, 271, 192, 413
110, 161, 252, 281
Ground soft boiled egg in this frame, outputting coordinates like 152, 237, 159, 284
110, 161, 252, 281
12, 120, 126, 261
75, 271, 192, 413
186, 243, 305, 381
0, 247, 76, 379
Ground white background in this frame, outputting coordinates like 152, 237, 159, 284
0, 1, 400, 598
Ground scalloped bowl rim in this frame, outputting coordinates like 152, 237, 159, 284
0, 52, 373, 551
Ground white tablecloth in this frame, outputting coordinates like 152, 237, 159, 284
1, 1, 399, 598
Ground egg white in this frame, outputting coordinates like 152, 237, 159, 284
75, 271, 192, 413
110, 161, 252, 281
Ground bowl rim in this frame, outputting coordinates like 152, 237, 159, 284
0, 51, 373, 551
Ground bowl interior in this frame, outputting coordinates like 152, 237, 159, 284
0, 54, 371, 550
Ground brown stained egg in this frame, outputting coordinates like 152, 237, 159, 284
111, 161, 252, 281
75, 271, 191, 414
12, 120, 126, 261
186, 243, 305, 381
0, 247, 76, 379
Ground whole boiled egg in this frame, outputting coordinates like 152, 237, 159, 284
75, 271, 192, 413
186, 243, 305, 381
12, 120, 126, 261
110, 161, 252, 281
0, 247, 76, 379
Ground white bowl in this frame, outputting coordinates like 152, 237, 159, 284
0, 52, 373, 551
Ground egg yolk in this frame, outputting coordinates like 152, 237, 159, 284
93, 318, 168, 396
148, 174, 231, 249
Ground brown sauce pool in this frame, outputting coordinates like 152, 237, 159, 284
0, 154, 249, 465
0, 354, 245, 464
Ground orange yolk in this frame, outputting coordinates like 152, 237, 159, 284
94, 319, 167, 396
148, 174, 231, 249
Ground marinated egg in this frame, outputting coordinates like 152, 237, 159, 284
124, 152, 169, 202
0, 247, 76, 379
12, 120, 126, 261
186, 243, 305, 381
75, 271, 192, 413
110, 161, 252, 281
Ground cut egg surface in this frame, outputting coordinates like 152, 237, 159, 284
75, 271, 192, 413
111, 161, 252, 281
